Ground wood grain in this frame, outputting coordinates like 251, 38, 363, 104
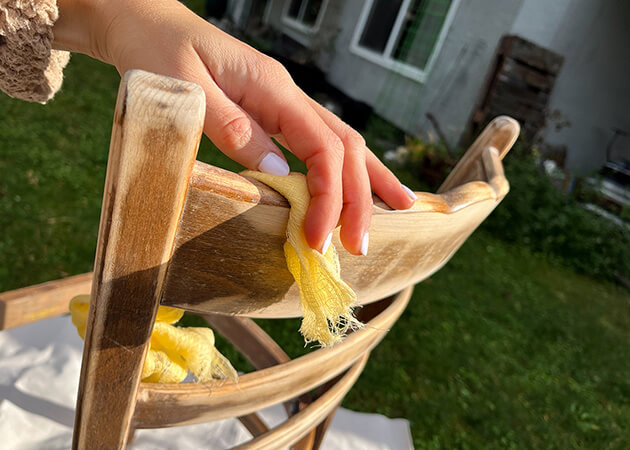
160, 160, 514, 318
439, 116, 519, 193
235, 354, 369, 449
72, 70, 205, 449
481, 146, 510, 199
2, 119, 519, 324
133, 287, 412, 428
0, 273, 91, 330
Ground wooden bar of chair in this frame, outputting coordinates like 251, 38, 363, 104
0, 70, 519, 449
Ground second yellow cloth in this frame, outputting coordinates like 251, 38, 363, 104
244, 170, 362, 347
69, 295, 237, 383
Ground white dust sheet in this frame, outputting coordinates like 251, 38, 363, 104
0, 316, 412, 449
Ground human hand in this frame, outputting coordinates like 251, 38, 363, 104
53, 0, 418, 255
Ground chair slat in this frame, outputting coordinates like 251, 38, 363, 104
133, 286, 412, 428
0, 273, 91, 330
160, 170, 510, 318
234, 354, 369, 450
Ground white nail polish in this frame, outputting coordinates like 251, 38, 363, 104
259, 153, 290, 176
321, 232, 333, 254
360, 232, 369, 256
402, 184, 418, 201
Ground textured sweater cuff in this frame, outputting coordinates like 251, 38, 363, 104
0, 0, 71, 104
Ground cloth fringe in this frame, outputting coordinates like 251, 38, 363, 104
244, 170, 362, 347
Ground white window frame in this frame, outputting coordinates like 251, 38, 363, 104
281, 0, 329, 35
350, 0, 461, 83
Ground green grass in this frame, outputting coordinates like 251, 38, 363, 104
1, 54, 629, 449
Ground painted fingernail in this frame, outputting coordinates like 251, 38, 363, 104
360, 232, 369, 256
259, 153, 290, 176
321, 231, 333, 254
402, 184, 418, 201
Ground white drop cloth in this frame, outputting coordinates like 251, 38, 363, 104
0, 316, 412, 449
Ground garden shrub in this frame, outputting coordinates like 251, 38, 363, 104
482, 143, 629, 281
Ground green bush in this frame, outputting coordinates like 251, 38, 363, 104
483, 144, 629, 281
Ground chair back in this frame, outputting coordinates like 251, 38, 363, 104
0, 70, 519, 449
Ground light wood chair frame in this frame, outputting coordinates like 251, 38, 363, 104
0, 70, 519, 449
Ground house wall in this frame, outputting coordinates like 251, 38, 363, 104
264, 0, 344, 61
324, 0, 524, 148
513, 0, 630, 174
256, 0, 630, 174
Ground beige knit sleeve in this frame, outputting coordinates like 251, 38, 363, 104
0, 0, 70, 104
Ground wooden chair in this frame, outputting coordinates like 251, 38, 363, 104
0, 70, 519, 449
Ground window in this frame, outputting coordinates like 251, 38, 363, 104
283, 0, 327, 32
351, 0, 459, 82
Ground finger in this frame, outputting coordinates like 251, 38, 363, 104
306, 99, 372, 255
366, 151, 417, 209
208, 56, 344, 252
339, 143, 371, 256
201, 76, 290, 176
301, 93, 415, 214
242, 87, 344, 252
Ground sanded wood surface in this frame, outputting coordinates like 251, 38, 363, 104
481, 146, 510, 199
160, 116, 519, 318
237, 413, 269, 437
235, 354, 369, 449
73, 70, 205, 449
0, 273, 91, 330
3, 117, 519, 323
439, 116, 519, 193
134, 287, 411, 428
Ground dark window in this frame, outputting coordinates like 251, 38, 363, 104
358, 0, 403, 53
393, 0, 452, 70
286, 0, 324, 27
288, 0, 302, 18
357, 0, 453, 71
302, 0, 324, 26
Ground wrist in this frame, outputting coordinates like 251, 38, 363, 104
53, 0, 115, 62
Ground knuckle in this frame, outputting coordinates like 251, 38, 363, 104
307, 136, 344, 169
341, 126, 366, 150
219, 115, 252, 152
260, 56, 292, 83
331, 136, 345, 161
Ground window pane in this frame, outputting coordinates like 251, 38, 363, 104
288, 0, 302, 19
393, 0, 452, 70
358, 0, 403, 54
302, 0, 323, 26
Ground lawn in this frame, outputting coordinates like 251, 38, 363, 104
1, 53, 628, 449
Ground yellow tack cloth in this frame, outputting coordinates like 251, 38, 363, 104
244, 170, 362, 347
69, 295, 237, 383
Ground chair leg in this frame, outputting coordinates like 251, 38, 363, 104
127, 426, 137, 445
71, 70, 205, 449
238, 413, 270, 437
312, 410, 338, 450
72, 288, 160, 449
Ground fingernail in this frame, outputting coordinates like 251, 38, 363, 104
402, 184, 418, 201
259, 153, 289, 176
321, 232, 333, 254
360, 232, 369, 256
